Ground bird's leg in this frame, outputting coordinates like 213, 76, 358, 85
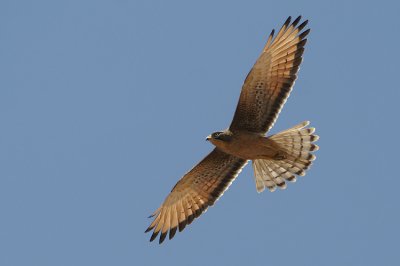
273, 150, 286, 160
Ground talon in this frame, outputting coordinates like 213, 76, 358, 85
273, 151, 286, 160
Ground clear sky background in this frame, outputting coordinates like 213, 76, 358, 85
1, 0, 399, 265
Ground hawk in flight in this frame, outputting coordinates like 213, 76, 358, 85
145, 16, 319, 244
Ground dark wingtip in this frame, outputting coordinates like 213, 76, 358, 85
159, 231, 167, 244
270, 29, 275, 38
178, 221, 187, 232
194, 208, 201, 218
297, 20, 309, 32
297, 39, 308, 49
149, 231, 159, 242
187, 214, 194, 225
144, 226, 153, 233
299, 29, 310, 39
292, 16, 302, 27
169, 227, 177, 240
284, 16, 292, 27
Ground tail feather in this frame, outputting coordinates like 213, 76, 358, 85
253, 160, 286, 192
252, 121, 319, 193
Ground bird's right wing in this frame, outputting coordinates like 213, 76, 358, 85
145, 148, 247, 244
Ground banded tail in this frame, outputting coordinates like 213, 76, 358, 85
252, 121, 319, 193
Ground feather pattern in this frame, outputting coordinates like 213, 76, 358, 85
145, 148, 247, 243
230, 16, 310, 134
252, 121, 319, 193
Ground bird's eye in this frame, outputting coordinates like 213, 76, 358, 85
213, 132, 220, 138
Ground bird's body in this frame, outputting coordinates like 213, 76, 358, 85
208, 130, 281, 160
145, 16, 319, 244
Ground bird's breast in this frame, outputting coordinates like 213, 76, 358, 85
212, 132, 276, 160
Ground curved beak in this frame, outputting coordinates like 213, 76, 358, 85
206, 135, 211, 141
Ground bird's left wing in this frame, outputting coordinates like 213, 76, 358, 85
145, 148, 247, 244
229, 16, 310, 134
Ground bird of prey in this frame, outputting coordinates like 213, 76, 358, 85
145, 16, 319, 244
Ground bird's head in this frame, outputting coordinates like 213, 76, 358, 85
206, 130, 233, 145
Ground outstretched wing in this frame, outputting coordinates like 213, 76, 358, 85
230, 16, 310, 134
145, 149, 247, 244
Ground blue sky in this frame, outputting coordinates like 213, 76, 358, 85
1, 0, 399, 265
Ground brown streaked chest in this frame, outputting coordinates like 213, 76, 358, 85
211, 131, 277, 160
